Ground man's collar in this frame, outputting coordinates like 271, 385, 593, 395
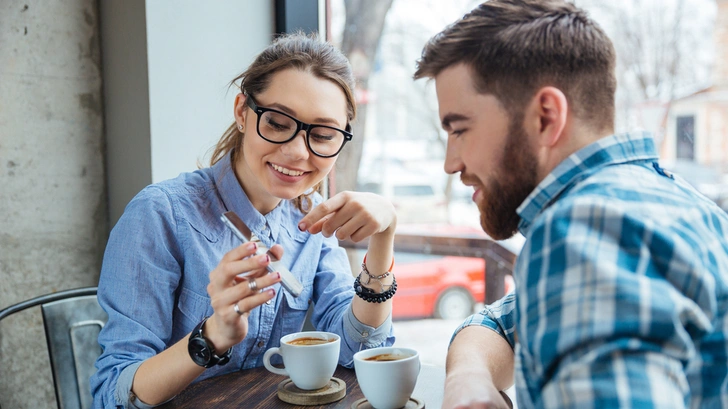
516, 131, 658, 234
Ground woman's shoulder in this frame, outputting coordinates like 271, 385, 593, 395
124, 167, 226, 230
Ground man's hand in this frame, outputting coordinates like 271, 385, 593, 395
443, 372, 512, 409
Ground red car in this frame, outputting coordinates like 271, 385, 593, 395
387, 225, 518, 320
392, 254, 489, 320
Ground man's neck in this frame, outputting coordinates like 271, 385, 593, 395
536, 121, 614, 183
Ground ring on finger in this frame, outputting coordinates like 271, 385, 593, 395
233, 302, 246, 316
248, 279, 258, 292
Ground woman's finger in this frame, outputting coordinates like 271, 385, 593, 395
211, 272, 281, 314
232, 288, 277, 315
212, 254, 270, 285
298, 192, 350, 232
221, 242, 259, 263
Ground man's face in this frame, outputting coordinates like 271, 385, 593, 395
435, 64, 538, 240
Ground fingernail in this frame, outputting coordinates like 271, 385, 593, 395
276, 272, 281, 280
268, 289, 276, 296
248, 242, 257, 251
298, 222, 306, 231
259, 255, 269, 265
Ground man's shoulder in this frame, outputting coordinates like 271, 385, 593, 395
550, 161, 710, 214
530, 162, 725, 234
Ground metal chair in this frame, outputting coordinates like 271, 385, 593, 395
0, 287, 106, 409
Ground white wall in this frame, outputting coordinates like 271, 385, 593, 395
103, 1, 275, 225
146, 1, 275, 182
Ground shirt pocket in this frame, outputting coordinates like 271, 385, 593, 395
280, 278, 313, 335
175, 287, 211, 330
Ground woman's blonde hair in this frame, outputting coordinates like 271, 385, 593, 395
211, 32, 356, 213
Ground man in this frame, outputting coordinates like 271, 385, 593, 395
414, 1, 728, 408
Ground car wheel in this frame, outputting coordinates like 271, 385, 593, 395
434, 287, 474, 320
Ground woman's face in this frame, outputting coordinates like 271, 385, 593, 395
233, 68, 349, 213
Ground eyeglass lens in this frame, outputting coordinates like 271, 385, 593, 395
258, 111, 346, 157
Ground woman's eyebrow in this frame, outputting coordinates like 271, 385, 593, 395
267, 102, 342, 127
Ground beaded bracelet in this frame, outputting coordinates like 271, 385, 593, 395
360, 262, 390, 286
354, 275, 397, 303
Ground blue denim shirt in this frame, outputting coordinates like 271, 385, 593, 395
91, 153, 394, 408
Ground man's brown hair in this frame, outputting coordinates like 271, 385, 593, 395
414, 0, 616, 131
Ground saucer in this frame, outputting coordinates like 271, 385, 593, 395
277, 377, 346, 405
351, 396, 424, 409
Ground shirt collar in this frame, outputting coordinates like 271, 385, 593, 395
212, 152, 286, 244
516, 131, 659, 235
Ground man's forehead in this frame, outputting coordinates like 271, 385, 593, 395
434, 63, 477, 94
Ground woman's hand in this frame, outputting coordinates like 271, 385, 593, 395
297, 191, 397, 242
204, 242, 283, 353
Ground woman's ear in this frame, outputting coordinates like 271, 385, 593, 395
530, 86, 568, 148
234, 93, 247, 132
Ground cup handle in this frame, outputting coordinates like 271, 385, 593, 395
263, 347, 288, 376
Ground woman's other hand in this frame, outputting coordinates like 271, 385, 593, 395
297, 191, 397, 242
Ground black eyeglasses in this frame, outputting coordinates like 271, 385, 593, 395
246, 97, 352, 158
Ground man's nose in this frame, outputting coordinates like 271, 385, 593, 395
443, 144, 462, 175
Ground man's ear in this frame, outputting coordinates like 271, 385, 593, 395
234, 93, 247, 132
528, 86, 568, 148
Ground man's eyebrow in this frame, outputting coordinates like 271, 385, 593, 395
441, 113, 469, 130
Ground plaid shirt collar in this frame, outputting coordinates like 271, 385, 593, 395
516, 131, 659, 235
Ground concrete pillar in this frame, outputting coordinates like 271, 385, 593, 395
0, 0, 107, 408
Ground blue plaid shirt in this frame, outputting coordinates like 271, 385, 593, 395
456, 132, 728, 408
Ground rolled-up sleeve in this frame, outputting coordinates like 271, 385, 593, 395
452, 292, 517, 349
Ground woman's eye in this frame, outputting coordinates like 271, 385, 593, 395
268, 119, 290, 131
311, 132, 335, 142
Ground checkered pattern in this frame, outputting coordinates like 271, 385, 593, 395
456, 132, 728, 408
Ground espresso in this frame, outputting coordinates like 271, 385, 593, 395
364, 353, 411, 362
287, 337, 334, 346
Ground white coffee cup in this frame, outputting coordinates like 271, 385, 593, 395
354, 347, 420, 409
263, 331, 340, 390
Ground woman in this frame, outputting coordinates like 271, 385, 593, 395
91, 33, 397, 408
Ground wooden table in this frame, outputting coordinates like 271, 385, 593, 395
159, 364, 445, 408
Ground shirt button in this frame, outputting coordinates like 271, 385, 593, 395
361, 331, 369, 337
258, 341, 265, 348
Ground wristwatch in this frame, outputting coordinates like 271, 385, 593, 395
187, 316, 232, 368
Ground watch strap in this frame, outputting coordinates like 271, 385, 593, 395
188, 316, 233, 368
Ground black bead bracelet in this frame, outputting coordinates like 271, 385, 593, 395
354, 275, 397, 303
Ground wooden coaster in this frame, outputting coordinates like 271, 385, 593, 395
277, 377, 346, 405
350, 396, 424, 409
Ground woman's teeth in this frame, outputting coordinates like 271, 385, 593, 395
271, 164, 304, 176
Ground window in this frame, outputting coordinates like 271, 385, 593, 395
676, 115, 696, 160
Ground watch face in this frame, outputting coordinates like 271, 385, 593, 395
188, 337, 211, 366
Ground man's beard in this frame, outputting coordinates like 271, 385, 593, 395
474, 117, 538, 240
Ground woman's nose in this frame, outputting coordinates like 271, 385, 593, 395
280, 130, 309, 159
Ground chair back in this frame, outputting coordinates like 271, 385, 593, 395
0, 287, 106, 409
42, 294, 107, 409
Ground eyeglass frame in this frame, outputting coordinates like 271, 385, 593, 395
245, 96, 353, 158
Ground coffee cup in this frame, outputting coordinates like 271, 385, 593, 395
263, 331, 340, 390
354, 347, 420, 409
